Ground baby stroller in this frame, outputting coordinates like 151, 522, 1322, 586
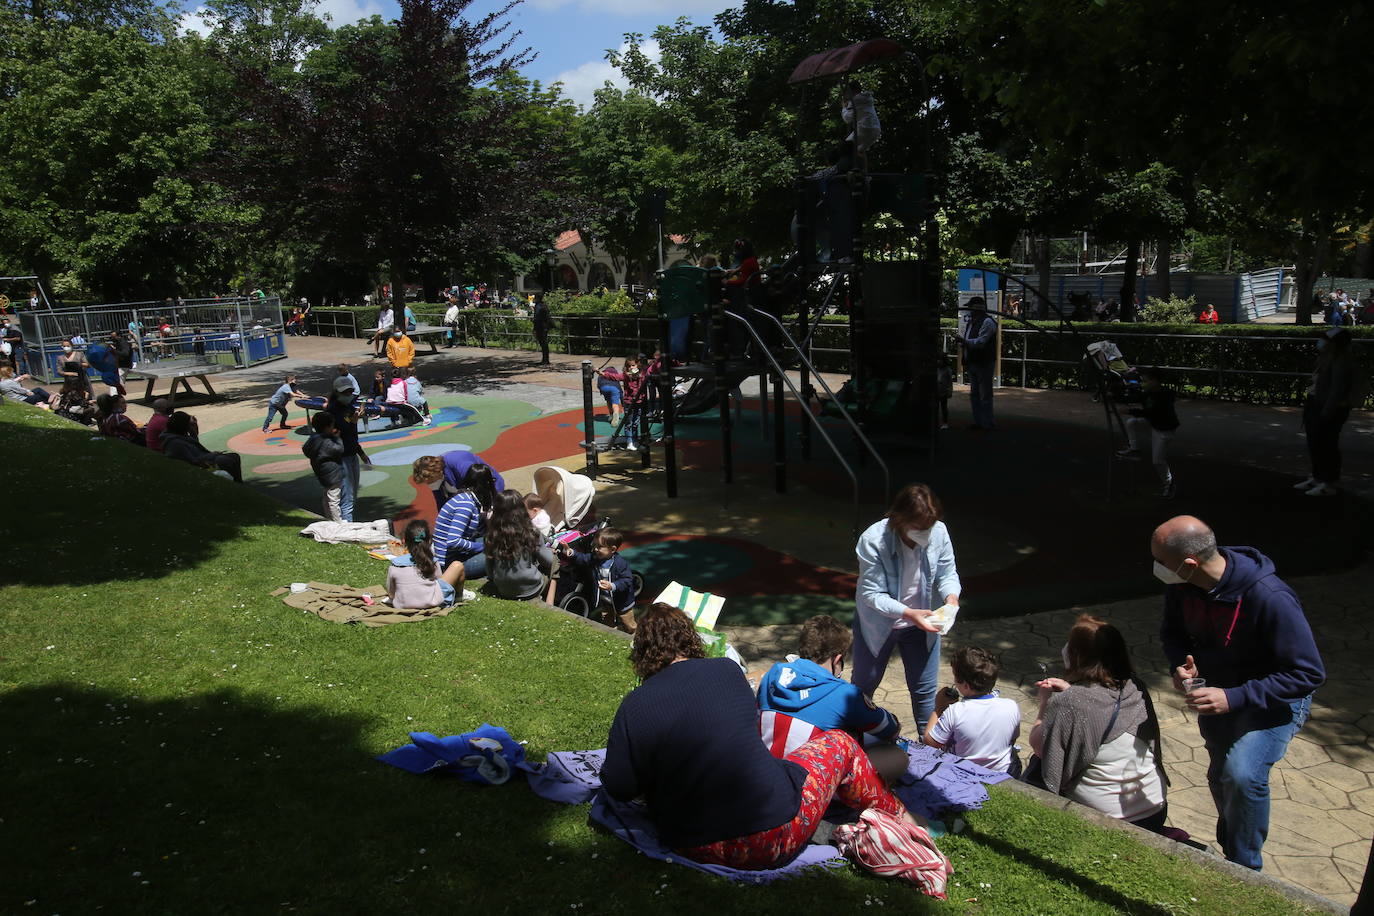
1085, 340, 1140, 403
532, 465, 644, 618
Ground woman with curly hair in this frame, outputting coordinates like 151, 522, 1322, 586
600, 604, 920, 870
484, 490, 554, 600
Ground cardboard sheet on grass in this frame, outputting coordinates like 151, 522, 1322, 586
272, 582, 450, 627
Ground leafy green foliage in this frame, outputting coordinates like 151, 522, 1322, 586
1140, 294, 1197, 324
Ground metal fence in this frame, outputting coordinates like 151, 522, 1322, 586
17, 297, 287, 384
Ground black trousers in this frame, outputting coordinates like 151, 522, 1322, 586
1304, 400, 1350, 484
534, 328, 550, 363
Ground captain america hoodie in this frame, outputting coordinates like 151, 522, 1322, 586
1161, 546, 1325, 713
757, 657, 900, 740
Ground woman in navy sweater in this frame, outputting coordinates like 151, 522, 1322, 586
601, 604, 917, 869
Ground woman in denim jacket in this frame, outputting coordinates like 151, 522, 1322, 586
851, 484, 962, 736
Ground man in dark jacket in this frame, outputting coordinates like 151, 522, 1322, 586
162, 411, 243, 482
1117, 367, 1180, 498
531, 292, 551, 366
1151, 515, 1324, 871
955, 296, 997, 430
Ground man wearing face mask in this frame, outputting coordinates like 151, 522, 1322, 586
1152, 515, 1324, 871
386, 328, 415, 372
851, 483, 962, 736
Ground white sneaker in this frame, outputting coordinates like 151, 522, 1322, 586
1306, 483, 1339, 497
460, 589, 477, 602
1292, 477, 1318, 491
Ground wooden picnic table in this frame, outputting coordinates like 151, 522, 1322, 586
136, 361, 230, 405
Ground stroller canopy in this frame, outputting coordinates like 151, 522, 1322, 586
533, 466, 596, 531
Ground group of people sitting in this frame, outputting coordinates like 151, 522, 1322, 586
85, 393, 244, 481
1317, 287, 1374, 326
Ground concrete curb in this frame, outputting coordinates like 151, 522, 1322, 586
996, 779, 1344, 913
529, 599, 633, 641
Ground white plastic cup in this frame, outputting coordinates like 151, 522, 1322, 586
1182, 677, 1206, 695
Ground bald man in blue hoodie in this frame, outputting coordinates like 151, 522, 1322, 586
1152, 515, 1325, 872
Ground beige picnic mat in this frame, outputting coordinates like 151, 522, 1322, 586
272, 582, 451, 627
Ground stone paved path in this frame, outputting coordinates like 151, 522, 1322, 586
727, 557, 1374, 908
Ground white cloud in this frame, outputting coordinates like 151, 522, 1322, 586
550, 39, 659, 110
178, 6, 216, 36
316, 0, 385, 26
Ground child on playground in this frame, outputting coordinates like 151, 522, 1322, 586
923, 646, 1022, 775
386, 519, 473, 609
263, 373, 304, 433
1116, 366, 1179, 499
302, 411, 345, 521
595, 361, 626, 428
937, 354, 953, 430
598, 355, 645, 448
402, 368, 432, 426
524, 492, 552, 538
559, 527, 636, 632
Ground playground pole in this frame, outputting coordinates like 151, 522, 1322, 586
773, 363, 787, 493
581, 360, 598, 479
658, 370, 678, 498
711, 297, 732, 484
639, 384, 652, 469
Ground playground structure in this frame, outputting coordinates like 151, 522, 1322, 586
567, 40, 1131, 520
15, 296, 287, 390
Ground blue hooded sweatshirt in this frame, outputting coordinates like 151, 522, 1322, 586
1160, 546, 1325, 713
757, 657, 900, 740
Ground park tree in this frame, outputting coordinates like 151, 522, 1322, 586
219, 0, 577, 302
0, 9, 256, 299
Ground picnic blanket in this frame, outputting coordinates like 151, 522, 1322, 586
299, 519, 394, 544
380, 731, 1010, 884
273, 582, 450, 627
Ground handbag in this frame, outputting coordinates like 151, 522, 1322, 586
833, 807, 953, 899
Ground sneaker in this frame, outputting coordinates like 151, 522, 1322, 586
1115, 448, 1143, 460
277, 424, 291, 430
261, 427, 270, 433
1292, 477, 1318, 491
460, 589, 477, 602
1159, 481, 1177, 499
939, 423, 949, 430
421, 416, 433, 426
1306, 483, 1339, 497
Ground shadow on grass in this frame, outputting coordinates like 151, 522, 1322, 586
0, 410, 312, 588
0, 684, 950, 914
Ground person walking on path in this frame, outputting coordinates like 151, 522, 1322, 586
850, 483, 961, 736
386, 328, 415, 371
1116, 367, 1180, 499
955, 297, 997, 430
1151, 515, 1324, 872
532, 292, 551, 365
1294, 327, 1361, 497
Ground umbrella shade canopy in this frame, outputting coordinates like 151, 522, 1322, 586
788, 38, 905, 84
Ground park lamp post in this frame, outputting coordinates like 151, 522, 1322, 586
544, 248, 558, 293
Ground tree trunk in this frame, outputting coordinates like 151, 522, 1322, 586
1120, 238, 1141, 321
1157, 237, 1172, 299
389, 253, 406, 312
1035, 234, 1052, 320
1292, 217, 1329, 327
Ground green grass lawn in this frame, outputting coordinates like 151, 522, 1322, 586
0, 405, 1321, 915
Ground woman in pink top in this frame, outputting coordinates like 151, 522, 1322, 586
386, 520, 469, 609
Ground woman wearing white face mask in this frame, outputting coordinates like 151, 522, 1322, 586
851, 483, 962, 735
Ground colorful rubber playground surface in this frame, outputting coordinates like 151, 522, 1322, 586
202, 383, 1370, 629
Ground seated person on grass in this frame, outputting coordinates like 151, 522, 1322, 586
411, 451, 506, 511
161, 410, 243, 482
923, 646, 1022, 775
144, 398, 173, 451
431, 463, 497, 580
602, 604, 922, 871
557, 526, 636, 632
96, 394, 145, 445
0, 366, 55, 409
484, 490, 554, 601
387, 519, 471, 609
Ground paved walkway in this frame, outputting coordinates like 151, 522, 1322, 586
116, 335, 1371, 907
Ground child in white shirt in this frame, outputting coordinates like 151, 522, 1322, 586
924, 645, 1022, 774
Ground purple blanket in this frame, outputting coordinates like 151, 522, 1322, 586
892, 744, 1011, 817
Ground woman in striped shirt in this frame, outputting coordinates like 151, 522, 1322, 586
432, 463, 497, 581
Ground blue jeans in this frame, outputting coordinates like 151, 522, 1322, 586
668, 317, 691, 361
849, 622, 941, 737
446, 551, 485, 580
1198, 695, 1312, 870
263, 402, 288, 430
340, 454, 360, 522
968, 361, 995, 429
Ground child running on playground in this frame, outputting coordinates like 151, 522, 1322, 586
263, 373, 304, 433
387, 518, 473, 609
